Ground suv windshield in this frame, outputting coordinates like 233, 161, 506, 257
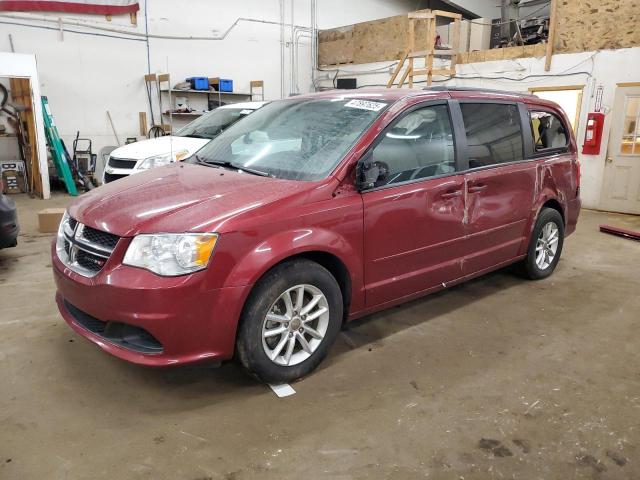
176, 107, 255, 139
191, 96, 388, 180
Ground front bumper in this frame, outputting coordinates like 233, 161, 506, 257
0, 194, 19, 249
102, 167, 138, 184
52, 243, 249, 366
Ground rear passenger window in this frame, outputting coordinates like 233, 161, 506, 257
370, 104, 455, 186
460, 103, 524, 168
530, 111, 568, 150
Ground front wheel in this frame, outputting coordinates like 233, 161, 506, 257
521, 207, 565, 280
236, 259, 343, 383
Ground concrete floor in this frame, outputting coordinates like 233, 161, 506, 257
1, 193, 639, 480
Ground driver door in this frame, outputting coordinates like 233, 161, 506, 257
361, 102, 466, 307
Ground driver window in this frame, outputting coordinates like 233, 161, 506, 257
371, 104, 455, 187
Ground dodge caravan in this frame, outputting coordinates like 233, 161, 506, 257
53, 88, 581, 382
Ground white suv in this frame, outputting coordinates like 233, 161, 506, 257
103, 101, 267, 184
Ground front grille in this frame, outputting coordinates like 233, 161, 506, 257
64, 300, 163, 354
58, 217, 120, 277
76, 249, 106, 273
108, 157, 137, 169
104, 172, 128, 183
81, 226, 119, 250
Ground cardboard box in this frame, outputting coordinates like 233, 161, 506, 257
38, 208, 66, 233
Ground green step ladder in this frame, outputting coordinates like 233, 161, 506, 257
41, 96, 78, 196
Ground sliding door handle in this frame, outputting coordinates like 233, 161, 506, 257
468, 183, 488, 193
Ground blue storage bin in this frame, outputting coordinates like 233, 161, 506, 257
187, 77, 209, 90
217, 79, 233, 92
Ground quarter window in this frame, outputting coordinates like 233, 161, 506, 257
370, 104, 455, 187
531, 111, 568, 150
460, 103, 524, 168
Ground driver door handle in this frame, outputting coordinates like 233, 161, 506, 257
440, 189, 463, 199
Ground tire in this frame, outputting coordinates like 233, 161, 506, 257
521, 207, 565, 280
236, 259, 343, 383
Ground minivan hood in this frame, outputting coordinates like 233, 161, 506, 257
69, 163, 312, 237
109, 136, 210, 160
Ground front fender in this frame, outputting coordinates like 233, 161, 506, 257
223, 227, 364, 311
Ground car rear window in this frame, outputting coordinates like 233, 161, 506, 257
530, 111, 568, 151
460, 103, 524, 168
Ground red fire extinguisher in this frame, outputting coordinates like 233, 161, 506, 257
582, 112, 605, 155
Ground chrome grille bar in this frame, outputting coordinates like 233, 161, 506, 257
58, 217, 119, 277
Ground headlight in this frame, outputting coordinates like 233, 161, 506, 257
55, 211, 70, 258
123, 233, 218, 276
136, 150, 189, 171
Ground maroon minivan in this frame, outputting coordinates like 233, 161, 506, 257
53, 87, 581, 382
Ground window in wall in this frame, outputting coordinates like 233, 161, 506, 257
460, 103, 524, 168
621, 95, 640, 155
370, 104, 455, 187
530, 111, 568, 150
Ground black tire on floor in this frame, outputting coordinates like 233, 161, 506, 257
236, 259, 343, 383
520, 207, 565, 280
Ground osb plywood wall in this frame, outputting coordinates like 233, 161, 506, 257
318, 0, 640, 66
555, 0, 640, 53
318, 15, 439, 65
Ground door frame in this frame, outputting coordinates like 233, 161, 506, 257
0, 52, 50, 199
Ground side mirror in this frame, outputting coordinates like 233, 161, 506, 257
356, 154, 388, 191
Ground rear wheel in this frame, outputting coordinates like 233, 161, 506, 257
236, 259, 343, 383
521, 207, 564, 280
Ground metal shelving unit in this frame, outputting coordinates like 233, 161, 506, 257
160, 85, 254, 119
154, 75, 263, 133
161, 88, 253, 96
163, 111, 205, 117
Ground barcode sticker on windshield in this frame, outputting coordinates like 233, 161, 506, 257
344, 99, 387, 112
239, 109, 253, 115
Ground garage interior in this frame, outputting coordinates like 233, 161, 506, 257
1, 0, 639, 478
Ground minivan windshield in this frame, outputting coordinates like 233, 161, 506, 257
191, 96, 388, 180
176, 107, 255, 140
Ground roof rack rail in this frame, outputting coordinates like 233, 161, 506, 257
422, 86, 537, 97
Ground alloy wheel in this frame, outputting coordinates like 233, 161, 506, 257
261, 284, 330, 366
535, 221, 559, 270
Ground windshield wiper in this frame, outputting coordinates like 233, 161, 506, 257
194, 155, 272, 177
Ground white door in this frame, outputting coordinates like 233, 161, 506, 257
601, 86, 640, 214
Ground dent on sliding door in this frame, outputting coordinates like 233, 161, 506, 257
458, 102, 536, 275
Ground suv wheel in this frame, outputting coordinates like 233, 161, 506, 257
521, 207, 564, 280
236, 259, 343, 383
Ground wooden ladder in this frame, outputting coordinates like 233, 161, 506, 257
387, 9, 461, 88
